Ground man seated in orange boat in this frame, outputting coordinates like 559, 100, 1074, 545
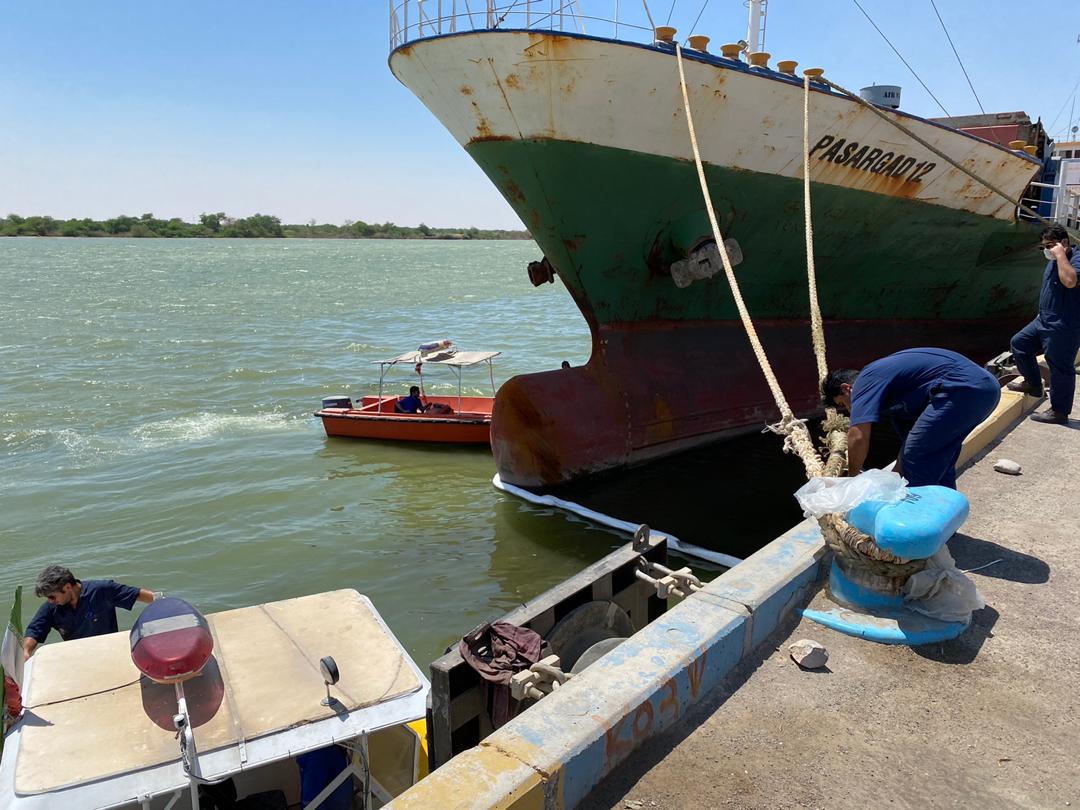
395, 386, 427, 414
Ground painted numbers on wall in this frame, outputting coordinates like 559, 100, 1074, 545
602, 652, 709, 770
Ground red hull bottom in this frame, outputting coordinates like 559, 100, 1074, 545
490, 318, 1022, 488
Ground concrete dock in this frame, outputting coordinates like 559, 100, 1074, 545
586, 407, 1080, 809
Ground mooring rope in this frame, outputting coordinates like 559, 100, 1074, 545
674, 44, 824, 478
802, 73, 850, 479
673, 47, 926, 578
803, 73, 828, 387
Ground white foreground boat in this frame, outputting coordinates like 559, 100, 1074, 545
0, 590, 429, 809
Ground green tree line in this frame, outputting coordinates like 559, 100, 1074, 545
0, 213, 530, 240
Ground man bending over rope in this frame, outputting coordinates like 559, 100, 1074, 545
822, 348, 1000, 488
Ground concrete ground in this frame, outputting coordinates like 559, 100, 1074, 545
586, 407, 1080, 810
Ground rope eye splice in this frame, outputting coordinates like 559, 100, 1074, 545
672, 45, 979, 646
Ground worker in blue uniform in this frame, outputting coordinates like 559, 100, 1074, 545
23, 565, 156, 659
822, 348, 1001, 488
1007, 224, 1080, 424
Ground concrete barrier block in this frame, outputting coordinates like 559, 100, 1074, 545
701, 518, 826, 650
489, 596, 748, 807
387, 741, 556, 809
957, 390, 1034, 468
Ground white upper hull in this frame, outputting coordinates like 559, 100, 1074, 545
391, 31, 1040, 221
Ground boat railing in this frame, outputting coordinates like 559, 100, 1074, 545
1020, 156, 1080, 230
389, 0, 660, 50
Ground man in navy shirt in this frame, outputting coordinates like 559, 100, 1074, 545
1007, 224, 1080, 424
822, 348, 1001, 488
23, 566, 156, 659
394, 385, 427, 414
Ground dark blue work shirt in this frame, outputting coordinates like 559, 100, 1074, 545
1038, 248, 1080, 331
850, 348, 992, 428
397, 395, 424, 414
25, 579, 142, 643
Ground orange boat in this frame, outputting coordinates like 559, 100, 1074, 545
316, 344, 499, 445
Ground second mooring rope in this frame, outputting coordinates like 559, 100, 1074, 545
802, 72, 849, 479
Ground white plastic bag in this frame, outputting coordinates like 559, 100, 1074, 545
794, 468, 908, 519
902, 546, 985, 623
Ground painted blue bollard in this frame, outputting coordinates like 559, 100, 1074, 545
803, 486, 972, 645
846, 486, 970, 560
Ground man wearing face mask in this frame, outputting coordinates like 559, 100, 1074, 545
1007, 224, 1080, 424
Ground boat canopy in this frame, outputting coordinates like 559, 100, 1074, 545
1, 590, 428, 808
374, 349, 501, 368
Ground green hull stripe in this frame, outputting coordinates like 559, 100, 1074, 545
467, 138, 1042, 323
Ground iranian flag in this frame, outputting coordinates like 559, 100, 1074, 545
1, 586, 24, 754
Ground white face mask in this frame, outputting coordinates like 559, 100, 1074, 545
1044, 248, 1056, 261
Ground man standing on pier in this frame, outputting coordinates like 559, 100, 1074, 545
22, 566, 157, 659
823, 348, 1001, 488
1007, 224, 1080, 424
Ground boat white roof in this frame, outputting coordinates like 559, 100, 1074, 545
375, 349, 500, 367
0, 590, 428, 809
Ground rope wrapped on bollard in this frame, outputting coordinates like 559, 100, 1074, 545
818, 513, 928, 585
816, 416, 927, 592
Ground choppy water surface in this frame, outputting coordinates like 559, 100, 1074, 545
1, 238, 615, 664
1, 238, 828, 667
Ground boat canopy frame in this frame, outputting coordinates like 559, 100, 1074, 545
374, 349, 500, 413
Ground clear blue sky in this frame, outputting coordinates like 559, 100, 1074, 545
1, 1, 1077, 229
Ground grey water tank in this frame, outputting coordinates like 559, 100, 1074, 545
860, 84, 902, 109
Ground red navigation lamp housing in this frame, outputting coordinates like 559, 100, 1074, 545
129, 597, 214, 684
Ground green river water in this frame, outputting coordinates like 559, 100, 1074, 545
1, 237, 825, 669
0, 238, 619, 666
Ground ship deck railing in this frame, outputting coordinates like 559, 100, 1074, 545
389, 0, 659, 50
1020, 156, 1080, 229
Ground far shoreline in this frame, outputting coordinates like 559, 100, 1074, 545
1, 234, 533, 241
1, 213, 531, 241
